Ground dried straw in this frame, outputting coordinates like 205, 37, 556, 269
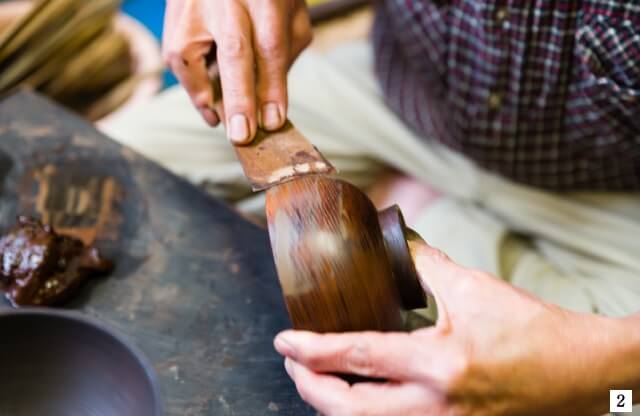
0, 0, 139, 120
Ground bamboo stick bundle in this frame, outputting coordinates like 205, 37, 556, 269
45, 27, 131, 97
20, 17, 110, 89
0, 0, 139, 120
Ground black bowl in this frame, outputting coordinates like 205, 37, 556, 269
0, 309, 162, 416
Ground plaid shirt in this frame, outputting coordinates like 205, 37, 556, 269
373, 0, 640, 190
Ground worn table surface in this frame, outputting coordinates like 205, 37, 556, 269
0, 91, 312, 415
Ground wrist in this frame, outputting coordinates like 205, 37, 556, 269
618, 314, 640, 400
571, 313, 640, 414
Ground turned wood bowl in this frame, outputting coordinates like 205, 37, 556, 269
0, 309, 162, 416
266, 175, 427, 332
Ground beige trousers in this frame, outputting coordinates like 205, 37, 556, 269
102, 42, 640, 319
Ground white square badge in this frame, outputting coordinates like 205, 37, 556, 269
610, 390, 633, 413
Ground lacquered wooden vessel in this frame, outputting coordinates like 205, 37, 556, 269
265, 175, 427, 332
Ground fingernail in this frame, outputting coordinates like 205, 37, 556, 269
261, 102, 281, 130
284, 358, 295, 377
274, 334, 297, 359
228, 114, 249, 143
201, 108, 219, 126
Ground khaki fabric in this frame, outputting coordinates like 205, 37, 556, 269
102, 42, 640, 319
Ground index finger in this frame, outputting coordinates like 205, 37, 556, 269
217, 1, 257, 144
285, 359, 435, 416
250, 1, 289, 131
163, 0, 219, 126
275, 330, 429, 381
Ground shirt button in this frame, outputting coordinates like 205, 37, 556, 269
496, 7, 509, 22
588, 60, 604, 78
488, 92, 502, 110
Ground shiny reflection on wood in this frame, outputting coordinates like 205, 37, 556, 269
265, 175, 426, 333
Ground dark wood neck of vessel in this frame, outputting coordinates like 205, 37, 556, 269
378, 205, 427, 310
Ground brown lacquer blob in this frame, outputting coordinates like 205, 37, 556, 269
265, 176, 407, 333
0, 217, 112, 306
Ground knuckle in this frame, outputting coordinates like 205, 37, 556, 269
408, 339, 435, 376
257, 34, 286, 60
161, 47, 172, 65
192, 91, 211, 109
343, 340, 374, 376
295, 13, 313, 45
471, 270, 494, 283
301, 30, 313, 48
223, 88, 252, 109
443, 352, 472, 392
454, 274, 476, 297
299, 343, 328, 369
302, 352, 323, 370
163, 43, 198, 68
162, 47, 181, 67
219, 34, 247, 59
431, 248, 451, 263
298, 24, 312, 47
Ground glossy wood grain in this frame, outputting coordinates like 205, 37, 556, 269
265, 175, 426, 333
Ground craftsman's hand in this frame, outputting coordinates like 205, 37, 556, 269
163, 0, 312, 143
274, 243, 639, 415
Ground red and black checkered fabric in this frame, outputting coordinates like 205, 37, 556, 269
373, 0, 640, 190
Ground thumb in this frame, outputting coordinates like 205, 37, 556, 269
408, 237, 469, 327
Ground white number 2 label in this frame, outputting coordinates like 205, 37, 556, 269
610, 390, 633, 413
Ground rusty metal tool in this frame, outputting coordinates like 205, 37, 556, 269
211, 72, 335, 191
233, 120, 336, 191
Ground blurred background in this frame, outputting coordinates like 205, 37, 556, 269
121, 0, 174, 87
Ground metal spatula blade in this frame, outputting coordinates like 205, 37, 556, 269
234, 120, 336, 191
209, 68, 335, 191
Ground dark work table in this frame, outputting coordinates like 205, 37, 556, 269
0, 91, 311, 415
